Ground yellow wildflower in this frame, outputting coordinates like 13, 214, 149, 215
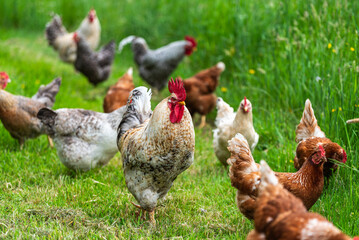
220, 87, 228, 92
339, 107, 342, 111
35, 79, 40, 85
355, 104, 358, 107
289, 159, 294, 163
350, 47, 355, 52
21, 84, 25, 89
249, 69, 255, 74
332, 49, 336, 53
332, 109, 336, 112
328, 43, 332, 49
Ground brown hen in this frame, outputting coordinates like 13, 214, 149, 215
0, 73, 61, 147
294, 99, 347, 177
183, 62, 225, 128
228, 133, 326, 220
247, 161, 357, 240
103, 67, 134, 113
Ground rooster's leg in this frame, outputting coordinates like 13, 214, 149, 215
199, 115, 206, 129
47, 136, 54, 148
149, 209, 156, 226
346, 118, 359, 124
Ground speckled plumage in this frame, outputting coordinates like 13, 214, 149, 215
37, 106, 125, 171
117, 87, 195, 213
0, 77, 61, 145
228, 133, 326, 220
213, 97, 259, 165
247, 161, 354, 240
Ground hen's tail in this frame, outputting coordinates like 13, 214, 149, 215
295, 99, 325, 143
32, 77, 62, 108
117, 87, 152, 141
45, 15, 67, 48
118, 35, 136, 52
227, 133, 259, 191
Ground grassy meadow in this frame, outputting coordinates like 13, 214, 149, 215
0, 0, 359, 238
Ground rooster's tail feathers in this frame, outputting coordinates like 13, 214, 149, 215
118, 35, 136, 52
32, 77, 62, 108
117, 87, 152, 139
295, 99, 325, 143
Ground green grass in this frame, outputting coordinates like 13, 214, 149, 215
0, 0, 359, 238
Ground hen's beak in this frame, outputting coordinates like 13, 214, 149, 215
178, 101, 186, 106
244, 106, 248, 112
7, 79, 11, 83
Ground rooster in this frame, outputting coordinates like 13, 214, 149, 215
0, 72, 61, 147
213, 97, 259, 165
294, 99, 347, 177
37, 106, 126, 171
74, 33, 116, 86
228, 133, 326, 220
247, 161, 357, 240
183, 62, 225, 128
117, 78, 195, 225
118, 35, 197, 91
103, 67, 135, 113
45, 9, 101, 63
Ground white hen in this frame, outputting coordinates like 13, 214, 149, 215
213, 97, 259, 165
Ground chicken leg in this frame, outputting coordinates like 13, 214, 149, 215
131, 202, 156, 225
347, 118, 359, 124
47, 135, 54, 148
199, 115, 206, 129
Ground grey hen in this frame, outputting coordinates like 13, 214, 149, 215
74, 33, 116, 86
118, 35, 197, 91
37, 106, 125, 171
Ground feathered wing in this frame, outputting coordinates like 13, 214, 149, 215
32, 77, 62, 108
117, 87, 152, 142
45, 14, 68, 48
213, 98, 236, 164
295, 99, 326, 143
227, 133, 261, 219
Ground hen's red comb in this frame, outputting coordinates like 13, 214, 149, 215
168, 78, 186, 101
318, 145, 325, 157
0, 72, 9, 79
244, 96, 247, 106
185, 36, 197, 48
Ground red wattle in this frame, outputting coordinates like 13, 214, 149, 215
169, 104, 184, 123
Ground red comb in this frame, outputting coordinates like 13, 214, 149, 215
0, 72, 9, 79
185, 36, 197, 48
244, 96, 247, 106
318, 145, 325, 157
168, 78, 186, 101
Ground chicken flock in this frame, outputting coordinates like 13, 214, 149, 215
1, 8, 358, 239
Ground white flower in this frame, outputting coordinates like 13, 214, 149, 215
315, 76, 322, 82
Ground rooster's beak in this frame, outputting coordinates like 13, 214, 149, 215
178, 101, 186, 106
